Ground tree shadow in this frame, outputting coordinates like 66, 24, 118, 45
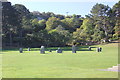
2, 46, 97, 52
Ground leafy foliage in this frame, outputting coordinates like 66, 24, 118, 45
2, 1, 120, 48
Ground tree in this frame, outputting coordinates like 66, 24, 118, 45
12, 4, 31, 47
55, 14, 65, 20
38, 19, 46, 30
92, 24, 105, 41
61, 15, 83, 33
13, 4, 30, 17
48, 29, 66, 46
55, 25, 72, 45
73, 18, 94, 44
91, 3, 114, 41
46, 17, 62, 31
30, 18, 46, 33
112, 1, 120, 39
2, 2, 21, 47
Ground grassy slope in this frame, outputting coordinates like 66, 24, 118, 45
1, 43, 118, 78
0, 51, 2, 79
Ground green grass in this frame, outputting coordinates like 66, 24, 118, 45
1, 43, 118, 78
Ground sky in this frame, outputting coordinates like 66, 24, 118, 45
8, 0, 119, 17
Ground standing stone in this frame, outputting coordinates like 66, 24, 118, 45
108, 39, 111, 42
19, 48, 23, 53
72, 45, 76, 53
40, 46, 45, 54
28, 47, 30, 51
88, 47, 91, 51
56, 48, 62, 53
103, 39, 106, 43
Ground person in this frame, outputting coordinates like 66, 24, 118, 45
99, 47, 102, 52
96, 47, 99, 52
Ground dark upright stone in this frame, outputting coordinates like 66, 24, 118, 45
28, 47, 30, 51
72, 45, 76, 53
40, 46, 45, 54
88, 47, 91, 51
19, 48, 23, 53
57, 48, 62, 53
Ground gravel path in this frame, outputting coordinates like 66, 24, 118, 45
99, 64, 120, 72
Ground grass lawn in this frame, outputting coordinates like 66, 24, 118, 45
1, 43, 118, 78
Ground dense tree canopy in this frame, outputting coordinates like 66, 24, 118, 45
112, 1, 120, 39
1, 1, 120, 48
91, 3, 114, 41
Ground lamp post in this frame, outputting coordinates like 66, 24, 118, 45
66, 12, 69, 16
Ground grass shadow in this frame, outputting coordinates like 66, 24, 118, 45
2, 46, 97, 52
